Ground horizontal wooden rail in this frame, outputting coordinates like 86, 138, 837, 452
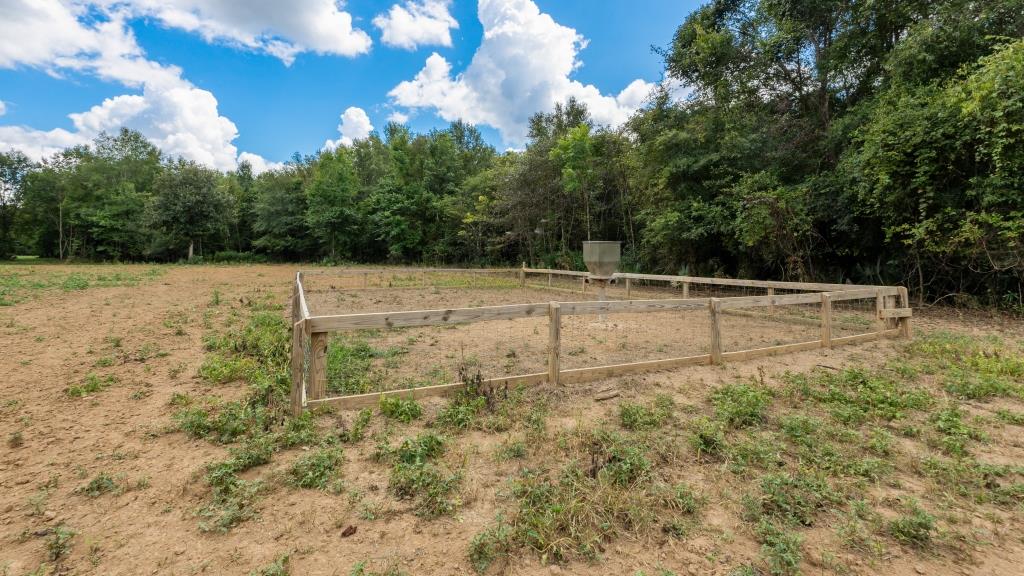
878, 308, 912, 319
300, 267, 518, 276
558, 298, 709, 315
307, 302, 547, 331
306, 372, 548, 410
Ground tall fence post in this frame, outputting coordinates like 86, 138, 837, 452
548, 302, 561, 385
625, 277, 632, 300
683, 282, 690, 299
290, 320, 305, 417
581, 277, 587, 294
519, 262, 526, 287
709, 298, 722, 364
310, 331, 328, 400
897, 286, 912, 338
548, 273, 552, 287
821, 293, 833, 348
767, 287, 775, 316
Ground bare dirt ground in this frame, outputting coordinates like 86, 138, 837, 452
1, 264, 1023, 576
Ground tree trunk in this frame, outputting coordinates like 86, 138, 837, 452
188, 240, 194, 261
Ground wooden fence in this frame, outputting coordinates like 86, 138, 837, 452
288, 267, 911, 415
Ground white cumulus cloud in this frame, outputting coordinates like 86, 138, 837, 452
238, 151, 285, 175
388, 0, 656, 145
374, 0, 459, 50
324, 106, 374, 149
0, 0, 280, 171
95, 0, 371, 65
0, 101, 6, 117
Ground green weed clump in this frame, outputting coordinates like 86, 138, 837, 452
65, 373, 118, 398
79, 473, 120, 497
888, 503, 936, 547
249, 555, 289, 576
907, 332, 1024, 399
379, 395, 423, 423
712, 381, 772, 428
930, 405, 985, 456
339, 408, 373, 442
745, 471, 839, 526
619, 395, 674, 431
756, 520, 803, 576
288, 445, 344, 490
379, 433, 460, 517
785, 367, 931, 424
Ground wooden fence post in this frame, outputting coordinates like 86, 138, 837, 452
548, 273, 552, 287
625, 277, 632, 300
362, 272, 368, 288
290, 320, 305, 417
821, 293, 833, 348
683, 282, 690, 299
581, 277, 587, 294
310, 331, 328, 400
709, 298, 722, 364
897, 286, 912, 338
548, 302, 561, 385
767, 287, 775, 316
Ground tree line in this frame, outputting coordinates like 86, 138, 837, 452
1, 0, 1022, 309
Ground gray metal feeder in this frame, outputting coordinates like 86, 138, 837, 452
583, 241, 621, 318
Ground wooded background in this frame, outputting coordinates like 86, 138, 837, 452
1, 0, 1022, 309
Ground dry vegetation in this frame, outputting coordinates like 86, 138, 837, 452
1, 263, 1023, 576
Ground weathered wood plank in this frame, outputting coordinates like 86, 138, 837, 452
721, 339, 822, 362
548, 302, 561, 385
290, 321, 305, 417
557, 298, 709, 316
821, 293, 833, 348
307, 302, 547, 331
558, 354, 711, 384
709, 299, 722, 364
306, 372, 548, 410
716, 292, 823, 310
878, 308, 912, 319
309, 332, 327, 400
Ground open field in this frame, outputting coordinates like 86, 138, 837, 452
2, 263, 1024, 576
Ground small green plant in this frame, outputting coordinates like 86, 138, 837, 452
619, 395, 674, 431
756, 520, 803, 576
750, 472, 838, 526
712, 381, 771, 428
288, 445, 344, 490
210, 289, 222, 307
8, 430, 23, 448
340, 408, 373, 442
996, 408, 1024, 425
689, 417, 726, 459
46, 525, 76, 562
930, 405, 984, 456
888, 503, 935, 547
249, 554, 289, 576
66, 373, 117, 398
468, 520, 513, 574
79, 472, 120, 497
379, 395, 423, 423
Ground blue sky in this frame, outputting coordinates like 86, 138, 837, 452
0, 0, 699, 170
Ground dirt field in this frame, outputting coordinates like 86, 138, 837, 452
2, 263, 1023, 576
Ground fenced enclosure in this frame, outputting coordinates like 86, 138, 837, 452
288, 267, 912, 415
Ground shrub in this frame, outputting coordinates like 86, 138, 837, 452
619, 395, 674, 431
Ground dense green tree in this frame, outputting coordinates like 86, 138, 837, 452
0, 150, 33, 258
150, 159, 231, 260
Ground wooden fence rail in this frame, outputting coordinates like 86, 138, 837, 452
288, 268, 911, 415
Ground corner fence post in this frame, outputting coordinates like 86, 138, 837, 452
898, 286, 912, 338
821, 293, 833, 348
548, 302, 561, 385
290, 320, 305, 417
310, 331, 327, 400
709, 298, 722, 364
